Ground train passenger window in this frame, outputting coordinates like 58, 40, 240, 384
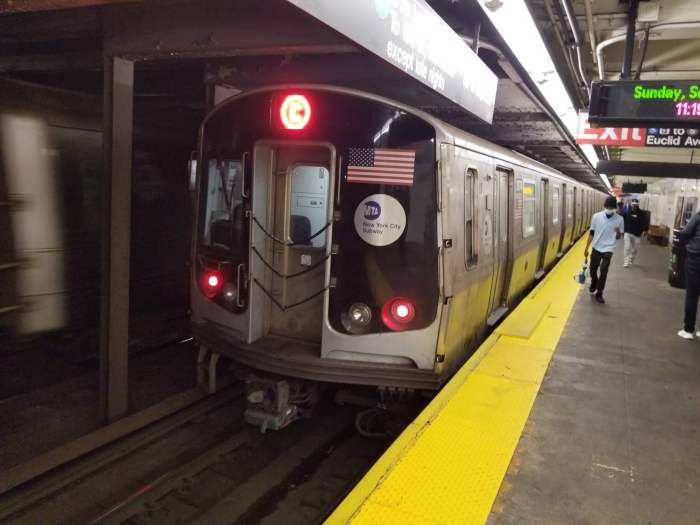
288, 165, 329, 248
522, 182, 536, 238
465, 168, 478, 269
202, 159, 244, 251
552, 186, 560, 225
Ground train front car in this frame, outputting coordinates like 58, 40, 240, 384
191, 86, 441, 429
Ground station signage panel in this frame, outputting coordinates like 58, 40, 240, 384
576, 113, 700, 148
589, 80, 700, 127
286, 0, 498, 123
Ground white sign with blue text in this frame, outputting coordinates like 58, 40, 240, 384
286, 0, 498, 123
354, 194, 407, 247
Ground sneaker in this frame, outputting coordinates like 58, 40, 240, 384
623, 261, 630, 268
588, 286, 597, 295
595, 294, 605, 304
695, 330, 700, 338
678, 330, 694, 340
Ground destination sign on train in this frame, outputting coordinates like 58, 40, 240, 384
588, 80, 700, 127
576, 113, 700, 148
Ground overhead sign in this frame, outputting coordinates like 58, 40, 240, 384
576, 113, 700, 148
286, 0, 498, 123
622, 182, 647, 194
589, 80, 700, 127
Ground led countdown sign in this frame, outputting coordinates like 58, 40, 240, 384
588, 80, 700, 127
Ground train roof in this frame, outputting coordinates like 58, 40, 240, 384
207, 84, 602, 193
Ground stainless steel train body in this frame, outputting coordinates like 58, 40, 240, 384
190, 85, 606, 392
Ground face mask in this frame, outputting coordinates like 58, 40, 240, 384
605, 209, 615, 216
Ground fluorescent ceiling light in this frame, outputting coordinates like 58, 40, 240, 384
477, 1, 606, 187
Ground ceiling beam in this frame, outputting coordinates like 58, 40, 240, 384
598, 160, 700, 179
0, 52, 101, 72
0, 0, 133, 15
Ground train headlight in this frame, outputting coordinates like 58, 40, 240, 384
222, 282, 237, 304
341, 302, 372, 334
381, 297, 416, 331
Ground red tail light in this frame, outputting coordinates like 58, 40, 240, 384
201, 270, 222, 298
280, 94, 311, 130
381, 297, 416, 331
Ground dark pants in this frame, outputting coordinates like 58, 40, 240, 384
684, 254, 700, 332
590, 249, 613, 295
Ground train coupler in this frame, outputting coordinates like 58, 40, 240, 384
244, 374, 318, 432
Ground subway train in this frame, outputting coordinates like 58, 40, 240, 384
0, 78, 193, 353
189, 85, 607, 429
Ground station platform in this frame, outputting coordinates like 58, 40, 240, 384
327, 238, 700, 524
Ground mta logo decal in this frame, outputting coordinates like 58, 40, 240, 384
364, 201, 382, 220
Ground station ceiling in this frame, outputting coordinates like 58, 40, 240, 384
0, 0, 609, 190
527, 0, 700, 184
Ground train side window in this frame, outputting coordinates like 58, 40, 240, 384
202, 158, 244, 251
552, 186, 560, 225
464, 168, 478, 269
522, 181, 536, 238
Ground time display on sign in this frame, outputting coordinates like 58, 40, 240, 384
676, 102, 700, 117
589, 80, 700, 127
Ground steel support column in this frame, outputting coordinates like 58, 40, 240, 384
620, 0, 639, 79
100, 56, 133, 423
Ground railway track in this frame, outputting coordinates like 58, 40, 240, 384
1, 386, 398, 525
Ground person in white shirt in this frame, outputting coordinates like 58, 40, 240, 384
583, 196, 624, 304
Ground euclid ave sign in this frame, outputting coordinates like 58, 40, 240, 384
576, 113, 700, 148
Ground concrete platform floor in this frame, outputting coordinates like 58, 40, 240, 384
490, 241, 700, 524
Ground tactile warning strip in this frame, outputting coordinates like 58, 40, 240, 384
326, 238, 586, 525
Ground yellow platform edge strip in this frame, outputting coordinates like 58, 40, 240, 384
326, 238, 586, 525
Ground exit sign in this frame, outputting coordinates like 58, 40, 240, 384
576, 113, 700, 147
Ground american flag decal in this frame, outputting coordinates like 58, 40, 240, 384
347, 148, 415, 186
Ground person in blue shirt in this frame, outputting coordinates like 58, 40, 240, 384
584, 196, 625, 304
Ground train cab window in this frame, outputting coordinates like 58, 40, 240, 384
288, 165, 329, 248
522, 182, 536, 238
552, 186, 560, 225
465, 168, 478, 269
201, 158, 244, 252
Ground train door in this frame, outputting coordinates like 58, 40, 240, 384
536, 177, 549, 276
572, 186, 578, 237
559, 182, 567, 253
488, 167, 512, 322
249, 141, 334, 344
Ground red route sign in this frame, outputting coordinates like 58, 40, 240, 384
576, 113, 647, 146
